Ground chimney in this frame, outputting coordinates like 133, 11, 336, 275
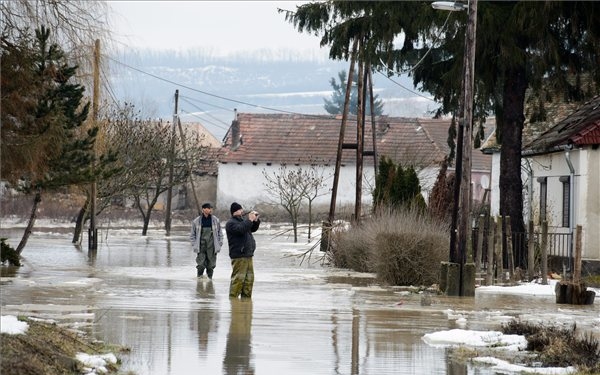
231, 109, 241, 151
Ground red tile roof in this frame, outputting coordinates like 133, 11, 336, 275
218, 113, 449, 168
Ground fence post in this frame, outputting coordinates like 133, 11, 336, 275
476, 215, 485, 273
486, 217, 495, 286
541, 221, 548, 285
494, 216, 502, 284
527, 221, 535, 281
505, 215, 514, 280
573, 225, 583, 284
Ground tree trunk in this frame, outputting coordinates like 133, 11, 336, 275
16, 190, 42, 255
499, 65, 528, 269
72, 195, 90, 244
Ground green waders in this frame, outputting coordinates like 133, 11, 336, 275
229, 257, 254, 298
196, 227, 216, 278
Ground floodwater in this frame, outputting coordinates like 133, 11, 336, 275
1, 223, 599, 375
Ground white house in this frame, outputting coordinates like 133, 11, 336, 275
522, 95, 600, 262
482, 96, 600, 263
216, 112, 491, 217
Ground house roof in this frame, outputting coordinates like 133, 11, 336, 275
218, 113, 491, 173
523, 95, 600, 156
180, 121, 221, 148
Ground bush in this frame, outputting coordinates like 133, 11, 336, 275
502, 320, 600, 373
328, 207, 449, 286
1, 238, 21, 266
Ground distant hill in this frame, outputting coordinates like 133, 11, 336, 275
108, 48, 439, 140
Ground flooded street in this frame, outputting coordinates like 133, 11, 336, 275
1, 223, 599, 374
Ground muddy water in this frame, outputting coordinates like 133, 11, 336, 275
1, 226, 598, 375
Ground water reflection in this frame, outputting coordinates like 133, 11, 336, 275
193, 280, 216, 351
2, 227, 599, 375
224, 298, 254, 375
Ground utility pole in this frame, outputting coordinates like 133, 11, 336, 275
89, 39, 100, 252
165, 89, 179, 236
457, 0, 478, 294
355, 40, 365, 222
328, 38, 358, 225
433, 0, 478, 296
177, 117, 201, 214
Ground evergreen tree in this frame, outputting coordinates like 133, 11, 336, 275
1, 27, 99, 254
373, 156, 425, 211
282, 1, 600, 268
323, 70, 384, 115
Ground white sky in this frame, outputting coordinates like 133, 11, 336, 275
108, 1, 326, 56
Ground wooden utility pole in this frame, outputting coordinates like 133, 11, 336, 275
165, 89, 179, 236
328, 38, 359, 224
355, 41, 365, 221
176, 117, 201, 214
367, 67, 378, 176
89, 39, 100, 251
457, 0, 478, 291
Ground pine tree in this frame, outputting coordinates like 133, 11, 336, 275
323, 70, 384, 115
1, 27, 98, 254
283, 1, 600, 268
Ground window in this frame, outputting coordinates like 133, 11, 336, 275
537, 177, 547, 224
560, 176, 570, 228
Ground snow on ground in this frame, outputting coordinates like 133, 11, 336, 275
420, 280, 599, 374
2, 314, 118, 375
1, 315, 29, 335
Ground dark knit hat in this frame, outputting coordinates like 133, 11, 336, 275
201, 202, 213, 209
230, 202, 243, 215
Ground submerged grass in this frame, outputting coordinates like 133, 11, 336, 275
501, 320, 600, 374
0, 316, 131, 375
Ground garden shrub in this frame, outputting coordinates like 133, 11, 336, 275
328, 207, 449, 286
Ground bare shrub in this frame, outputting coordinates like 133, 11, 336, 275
328, 207, 449, 286
328, 221, 373, 272
502, 320, 600, 372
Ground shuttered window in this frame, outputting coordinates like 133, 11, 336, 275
537, 177, 547, 225
560, 176, 570, 228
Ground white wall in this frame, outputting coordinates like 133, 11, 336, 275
490, 153, 501, 216
528, 147, 600, 260
217, 163, 439, 215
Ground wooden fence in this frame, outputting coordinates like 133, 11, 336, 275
471, 216, 579, 286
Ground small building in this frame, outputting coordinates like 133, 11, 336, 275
522, 95, 600, 261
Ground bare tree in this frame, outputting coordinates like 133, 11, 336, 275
1, 0, 113, 87
262, 164, 328, 243
125, 118, 209, 236
301, 165, 329, 242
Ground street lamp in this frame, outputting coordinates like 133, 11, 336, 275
433, 0, 478, 296
431, 1, 468, 11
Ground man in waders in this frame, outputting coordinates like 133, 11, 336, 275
190, 202, 223, 279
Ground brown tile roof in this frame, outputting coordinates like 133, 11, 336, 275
218, 113, 448, 168
523, 95, 600, 156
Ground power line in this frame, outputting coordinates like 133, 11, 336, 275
106, 55, 315, 116
179, 95, 235, 113
179, 109, 230, 133
376, 70, 436, 102
179, 97, 231, 129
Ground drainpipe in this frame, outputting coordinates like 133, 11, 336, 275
564, 149, 575, 273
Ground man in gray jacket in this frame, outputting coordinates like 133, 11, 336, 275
190, 202, 223, 279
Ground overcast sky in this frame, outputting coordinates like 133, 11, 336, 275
109, 1, 326, 56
